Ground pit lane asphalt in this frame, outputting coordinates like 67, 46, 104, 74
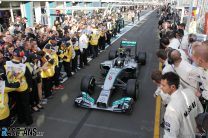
32, 11, 160, 138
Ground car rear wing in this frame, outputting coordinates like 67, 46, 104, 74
120, 40, 137, 56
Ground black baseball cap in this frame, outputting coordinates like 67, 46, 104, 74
29, 53, 41, 60
49, 36, 56, 41
44, 44, 55, 51
13, 48, 24, 57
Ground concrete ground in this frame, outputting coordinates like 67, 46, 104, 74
27, 10, 160, 138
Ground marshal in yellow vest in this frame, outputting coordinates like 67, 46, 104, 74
63, 46, 73, 63
90, 34, 100, 46
4, 61, 28, 92
0, 93, 10, 120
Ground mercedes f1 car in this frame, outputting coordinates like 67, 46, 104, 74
74, 40, 146, 113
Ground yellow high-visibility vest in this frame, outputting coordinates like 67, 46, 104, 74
40, 53, 55, 78
4, 62, 28, 92
63, 46, 72, 62
0, 93, 9, 120
59, 46, 65, 59
25, 62, 33, 74
40, 64, 55, 78
90, 34, 100, 46
74, 45, 80, 51
52, 53, 59, 66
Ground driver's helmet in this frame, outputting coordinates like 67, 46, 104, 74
115, 58, 124, 67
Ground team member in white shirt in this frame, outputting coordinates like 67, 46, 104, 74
151, 70, 170, 105
156, 49, 174, 74
177, 23, 189, 50
167, 31, 180, 49
79, 32, 89, 67
161, 72, 203, 138
191, 41, 208, 101
167, 49, 198, 92
186, 34, 197, 64
166, 47, 189, 64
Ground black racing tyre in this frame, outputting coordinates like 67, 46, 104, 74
80, 76, 95, 95
108, 50, 117, 60
125, 98, 134, 114
126, 79, 138, 101
137, 51, 146, 65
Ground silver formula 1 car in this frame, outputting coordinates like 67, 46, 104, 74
74, 41, 146, 114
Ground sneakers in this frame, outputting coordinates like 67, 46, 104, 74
32, 106, 40, 112
58, 85, 64, 89
40, 99, 48, 105
53, 85, 65, 90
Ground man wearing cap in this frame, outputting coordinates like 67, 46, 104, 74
47, 36, 64, 90
89, 29, 100, 58
0, 67, 22, 127
61, 41, 73, 77
5, 48, 33, 125
41, 44, 56, 99
25, 53, 43, 112
0, 47, 23, 126
48, 36, 57, 46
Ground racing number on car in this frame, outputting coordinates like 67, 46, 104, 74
108, 75, 112, 80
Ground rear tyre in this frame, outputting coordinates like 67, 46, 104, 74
80, 76, 95, 95
137, 51, 146, 65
